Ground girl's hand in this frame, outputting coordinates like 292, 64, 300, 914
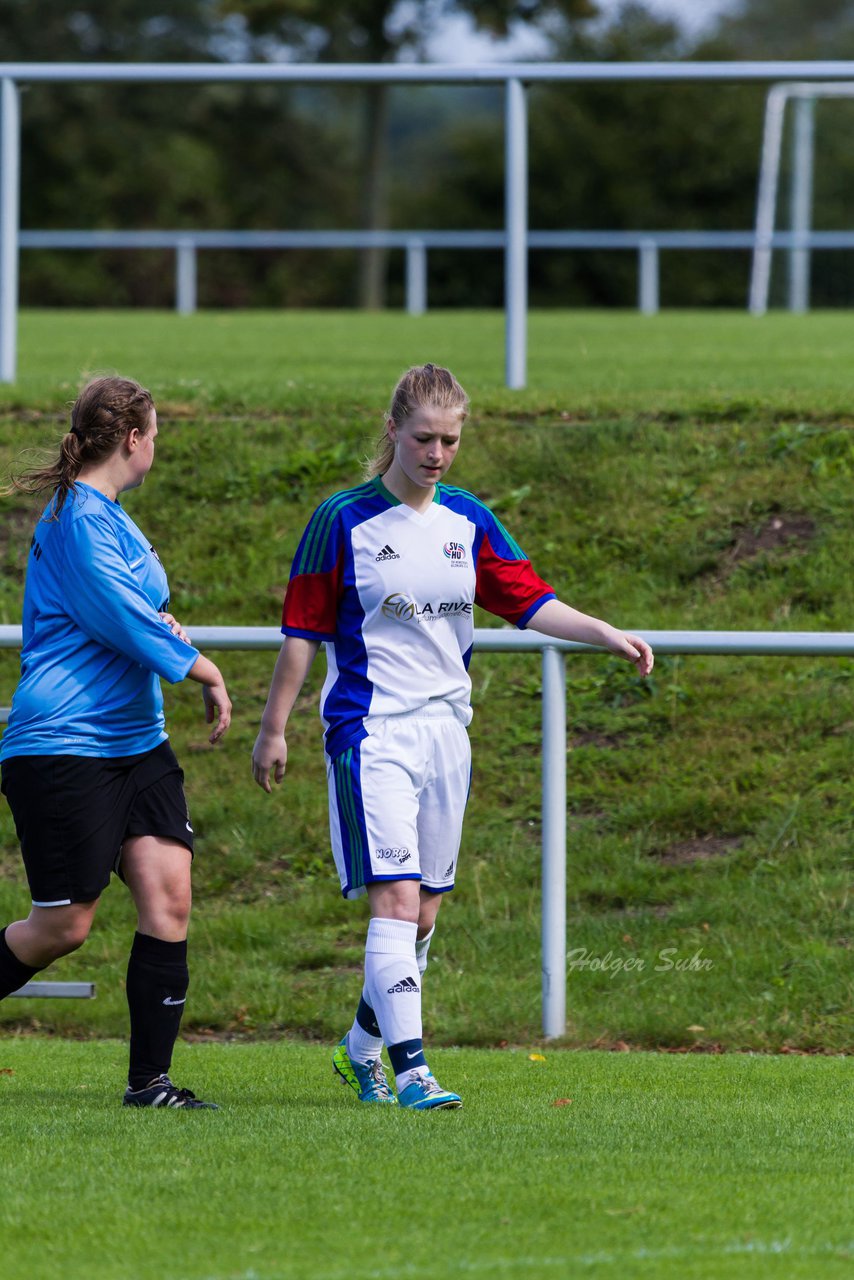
614, 633, 654, 677
159, 612, 192, 645
252, 729, 288, 793
203, 679, 232, 743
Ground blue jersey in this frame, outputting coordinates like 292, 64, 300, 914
0, 482, 199, 760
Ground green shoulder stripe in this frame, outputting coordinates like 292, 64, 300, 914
295, 482, 375, 576
438, 484, 526, 560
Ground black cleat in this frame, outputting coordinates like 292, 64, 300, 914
122, 1073, 218, 1109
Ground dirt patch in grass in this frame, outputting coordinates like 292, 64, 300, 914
721, 512, 817, 571
653, 835, 743, 866
570, 729, 622, 749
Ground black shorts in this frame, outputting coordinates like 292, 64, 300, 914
0, 741, 194, 907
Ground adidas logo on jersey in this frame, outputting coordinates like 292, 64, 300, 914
375, 544, 400, 561
387, 975, 420, 994
443, 861, 455, 879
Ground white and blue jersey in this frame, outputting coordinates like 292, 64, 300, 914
0, 482, 198, 760
281, 476, 554, 761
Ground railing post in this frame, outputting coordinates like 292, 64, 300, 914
405, 238, 427, 315
505, 77, 527, 390
0, 77, 20, 383
788, 94, 814, 313
541, 645, 567, 1039
638, 238, 659, 314
175, 237, 197, 314
750, 84, 788, 316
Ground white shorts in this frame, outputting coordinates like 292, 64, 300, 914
327, 702, 471, 900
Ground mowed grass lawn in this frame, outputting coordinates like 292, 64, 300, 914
7, 307, 854, 415
2, 1038, 854, 1280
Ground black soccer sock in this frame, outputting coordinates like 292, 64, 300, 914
126, 931, 189, 1091
0, 926, 43, 1000
356, 991, 381, 1037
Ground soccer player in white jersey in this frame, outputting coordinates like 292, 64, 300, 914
252, 364, 653, 1110
0, 377, 231, 1109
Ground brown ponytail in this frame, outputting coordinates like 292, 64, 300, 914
5, 375, 154, 516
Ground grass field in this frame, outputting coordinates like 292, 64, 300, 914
2, 309, 853, 1052
3, 1038, 854, 1280
1, 308, 853, 1279
7, 307, 854, 414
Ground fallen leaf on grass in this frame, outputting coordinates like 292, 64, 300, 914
552, 1098, 572, 1106
686, 1025, 706, 1032
0, 1068, 13, 1076
528, 1053, 546, 1062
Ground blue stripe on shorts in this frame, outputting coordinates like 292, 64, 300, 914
333, 746, 370, 896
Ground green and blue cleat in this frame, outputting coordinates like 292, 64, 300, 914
332, 1037, 397, 1104
397, 1070, 462, 1111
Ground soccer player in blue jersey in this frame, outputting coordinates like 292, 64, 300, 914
252, 363, 653, 1110
0, 376, 231, 1109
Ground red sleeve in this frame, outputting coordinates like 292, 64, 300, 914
281, 551, 343, 640
474, 533, 555, 627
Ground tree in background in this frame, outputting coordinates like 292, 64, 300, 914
0, 0, 358, 307
716, 0, 854, 57
7, 0, 854, 308
391, 4, 764, 307
219, 0, 599, 307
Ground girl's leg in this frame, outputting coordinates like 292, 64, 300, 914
0, 902, 98, 997
348, 884, 442, 1059
361, 882, 460, 1107
121, 836, 193, 1092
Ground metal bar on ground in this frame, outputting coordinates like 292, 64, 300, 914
11, 982, 95, 998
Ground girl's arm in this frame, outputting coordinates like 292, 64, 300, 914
526, 599, 654, 677
252, 637, 321, 792
186, 654, 232, 744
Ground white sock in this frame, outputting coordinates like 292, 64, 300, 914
415, 925, 435, 977
363, 918, 421, 1051
395, 1064, 429, 1093
347, 926, 436, 1068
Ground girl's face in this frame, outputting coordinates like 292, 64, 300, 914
125, 409, 158, 490
388, 408, 462, 489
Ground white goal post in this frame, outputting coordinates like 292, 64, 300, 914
749, 81, 854, 315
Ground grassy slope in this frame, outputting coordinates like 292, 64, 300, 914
2, 1039, 854, 1280
0, 310, 852, 1048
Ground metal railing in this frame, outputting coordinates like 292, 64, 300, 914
21, 227, 854, 317
6, 61, 854, 387
3, 623, 853, 1035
